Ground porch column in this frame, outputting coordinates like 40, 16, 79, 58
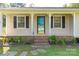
73, 13, 79, 38
6, 15, 9, 36
73, 13, 76, 37
49, 14, 51, 35
0, 13, 3, 36
31, 14, 34, 36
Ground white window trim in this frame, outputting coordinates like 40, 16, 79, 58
17, 16, 26, 29
53, 15, 63, 29
13, 15, 28, 29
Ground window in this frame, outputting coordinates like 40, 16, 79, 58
13, 16, 29, 28
51, 16, 65, 28
18, 16, 25, 28
54, 16, 61, 28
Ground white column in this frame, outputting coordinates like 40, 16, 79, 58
49, 14, 51, 35
73, 13, 76, 37
0, 13, 3, 36
31, 14, 34, 36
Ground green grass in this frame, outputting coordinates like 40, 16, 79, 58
9, 45, 79, 56
37, 45, 79, 56
0, 47, 2, 53
0, 45, 79, 56
9, 45, 32, 55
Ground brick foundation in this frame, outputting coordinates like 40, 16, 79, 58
1, 36, 73, 43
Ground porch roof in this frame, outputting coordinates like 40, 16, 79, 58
0, 7, 79, 10
0, 7, 79, 14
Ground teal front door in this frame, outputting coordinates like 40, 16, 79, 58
37, 16, 45, 34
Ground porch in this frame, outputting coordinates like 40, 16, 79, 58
5, 14, 74, 37
0, 8, 78, 42
1, 13, 75, 43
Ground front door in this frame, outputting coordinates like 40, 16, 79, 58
37, 16, 45, 34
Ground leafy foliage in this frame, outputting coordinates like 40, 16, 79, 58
72, 38, 77, 46
48, 35, 57, 44
9, 36, 34, 45
0, 3, 26, 8
64, 3, 79, 8
10, 3, 26, 7
57, 38, 66, 46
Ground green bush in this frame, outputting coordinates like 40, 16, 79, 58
48, 35, 57, 44
57, 38, 66, 46
9, 37, 15, 43
15, 37, 22, 44
72, 38, 77, 46
9, 36, 34, 45
9, 37, 22, 44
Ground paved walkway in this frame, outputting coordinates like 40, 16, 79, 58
19, 51, 28, 56
0, 51, 17, 56
0, 48, 47, 56
31, 49, 47, 55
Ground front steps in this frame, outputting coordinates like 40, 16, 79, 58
33, 36, 49, 48
34, 36, 49, 43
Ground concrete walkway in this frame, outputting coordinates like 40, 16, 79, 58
31, 49, 46, 55
0, 51, 17, 56
19, 51, 28, 56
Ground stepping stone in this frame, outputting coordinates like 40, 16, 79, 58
19, 52, 28, 56
31, 49, 46, 55
67, 45, 72, 48
36, 49, 46, 53
31, 50, 39, 55
77, 44, 79, 48
7, 51, 17, 56
1, 51, 17, 56
32, 45, 50, 48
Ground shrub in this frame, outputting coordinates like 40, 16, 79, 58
9, 36, 34, 45
57, 38, 66, 46
15, 37, 22, 44
48, 35, 57, 44
9, 37, 15, 43
9, 37, 16, 45
72, 38, 77, 46
9, 37, 22, 45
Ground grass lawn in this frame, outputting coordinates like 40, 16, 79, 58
0, 45, 79, 56
37, 45, 79, 56
9, 45, 32, 56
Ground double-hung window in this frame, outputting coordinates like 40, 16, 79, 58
13, 16, 29, 28
18, 16, 25, 28
51, 15, 65, 28
54, 16, 62, 28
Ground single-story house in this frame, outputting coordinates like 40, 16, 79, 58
0, 7, 79, 43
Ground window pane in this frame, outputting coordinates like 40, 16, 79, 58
18, 17, 25, 28
54, 16, 61, 28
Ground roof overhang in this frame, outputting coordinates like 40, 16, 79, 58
0, 7, 79, 14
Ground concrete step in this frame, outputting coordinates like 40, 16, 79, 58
34, 39, 48, 43
33, 36, 49, 43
